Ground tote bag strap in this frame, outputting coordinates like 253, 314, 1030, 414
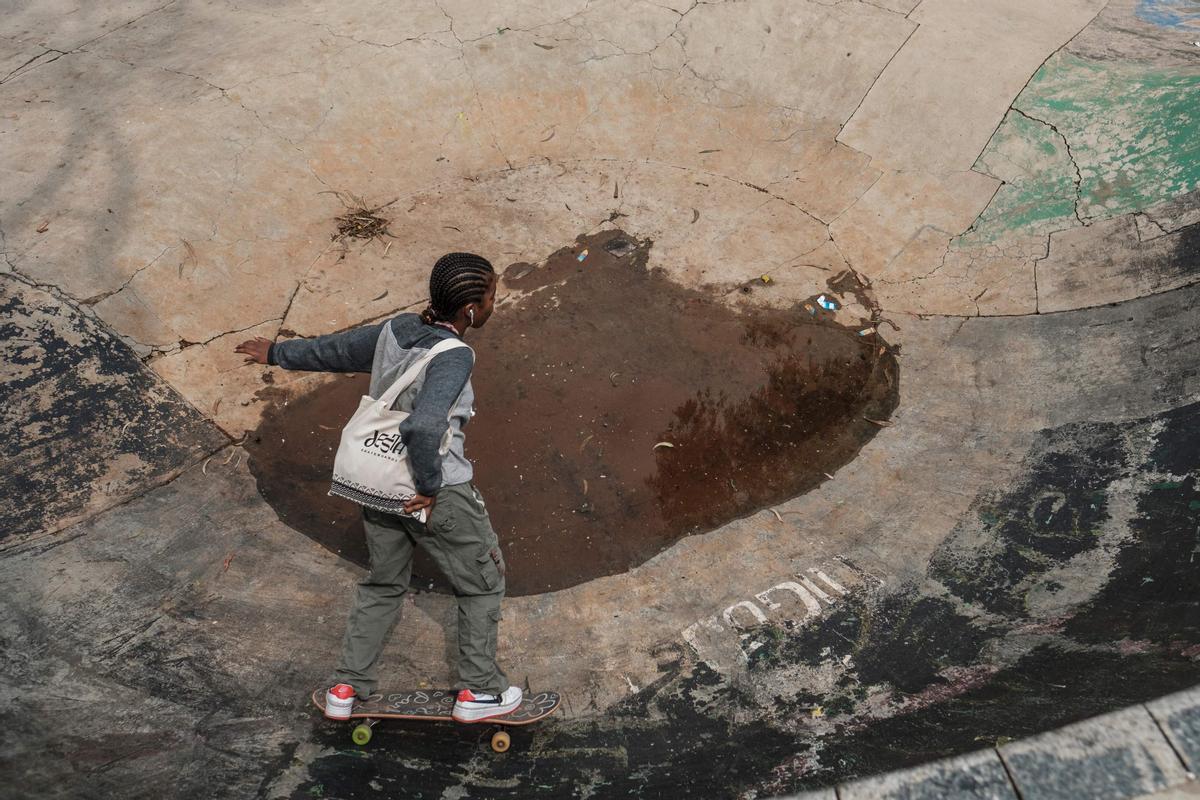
375, 337, 471, 408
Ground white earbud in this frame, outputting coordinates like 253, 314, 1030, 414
468, 308, 475, 323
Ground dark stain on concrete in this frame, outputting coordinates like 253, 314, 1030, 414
929, 420, 1129, 616
283, 400, 1200, 798
0, 276, 227, 543
749, 592, 992, 694
247, 229, 899, 594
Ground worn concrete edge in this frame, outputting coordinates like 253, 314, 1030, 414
0, 267, 236, 554
780, 683, 1200, 800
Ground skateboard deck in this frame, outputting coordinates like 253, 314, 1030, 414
311, 688, 560, 750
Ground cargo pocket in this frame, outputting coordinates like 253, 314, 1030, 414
476, 548, 504, 592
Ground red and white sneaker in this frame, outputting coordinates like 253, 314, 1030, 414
324, 683, 357, 720
451, 686, 523, 722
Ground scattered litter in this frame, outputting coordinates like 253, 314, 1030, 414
609, 371, 621, 386
577, 248, 589, 262
318, 424, 337, 430
803, 303, 816, 316
534, 42, 555, 50
653, 441, 675, 450
698, 148, 721, 154
539, 128, 556, 142
36, 221, 49, 233
864, 417, 892, 427
810, 706, 824, 718
816, 294, 839, 311
371, 290, 389, 302
858, 327, 875, 336
603, 237, 636, 258
202, 456, 213, 475
766, 508, 783, 522
823, 472, 834, 480
382, 241, 392, 257
222, 553, 234, 572
580, 433, 594, 452
212, 397, 222, 415
760, 274, 773, 285
582, 479, 589, 495
691, 208, 700, 224
222, 449, 236, 465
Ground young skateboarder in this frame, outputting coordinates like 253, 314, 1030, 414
235, 252, 521, 723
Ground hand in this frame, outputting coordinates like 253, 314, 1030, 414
234, 336, 273, 365
404, 493, 435, 516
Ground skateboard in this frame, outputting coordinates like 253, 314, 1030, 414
311, 688, 561, 752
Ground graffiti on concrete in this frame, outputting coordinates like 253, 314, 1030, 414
682, 562, 883, 665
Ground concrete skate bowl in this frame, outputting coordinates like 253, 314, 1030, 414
1, 2, 1198, 799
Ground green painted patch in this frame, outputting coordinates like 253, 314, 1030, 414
961, 52, 1200, 244
959, 110, 1079, 246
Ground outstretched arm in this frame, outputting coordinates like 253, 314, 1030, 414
234, 322, 384, 373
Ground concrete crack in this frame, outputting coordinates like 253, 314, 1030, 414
79, 244, 177, 306
431, 0, 515, 171
836, 19, 919, 136
197, 317, 283, 349
1010, 107, 1086, 226
0, 49, 68, 85
0, 0, 179, 87
227, 2, 455, 52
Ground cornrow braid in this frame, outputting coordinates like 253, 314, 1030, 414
420, 252, 495, 325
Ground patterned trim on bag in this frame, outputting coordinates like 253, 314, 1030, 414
329, 476, 422, 517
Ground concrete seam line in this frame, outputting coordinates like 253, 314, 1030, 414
995, 744, 1026, 800
1145, 700, 1194, 776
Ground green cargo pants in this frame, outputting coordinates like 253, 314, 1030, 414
331, 481, 509, 697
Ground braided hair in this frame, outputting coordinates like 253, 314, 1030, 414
420, 252, 495, 325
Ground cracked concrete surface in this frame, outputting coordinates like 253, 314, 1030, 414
2, 0, 1199, 798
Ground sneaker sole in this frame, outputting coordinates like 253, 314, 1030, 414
451, 703, 521, 723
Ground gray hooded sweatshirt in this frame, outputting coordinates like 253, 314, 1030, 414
268, 314, 475, 496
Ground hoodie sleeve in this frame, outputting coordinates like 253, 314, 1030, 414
398, 346, 474, 496
267, 322, 384, 373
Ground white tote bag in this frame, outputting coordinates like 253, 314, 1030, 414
328, 338, 470, 521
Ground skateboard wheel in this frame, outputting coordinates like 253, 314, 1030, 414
351, 724, 373, 746
490, 730, 510, 753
